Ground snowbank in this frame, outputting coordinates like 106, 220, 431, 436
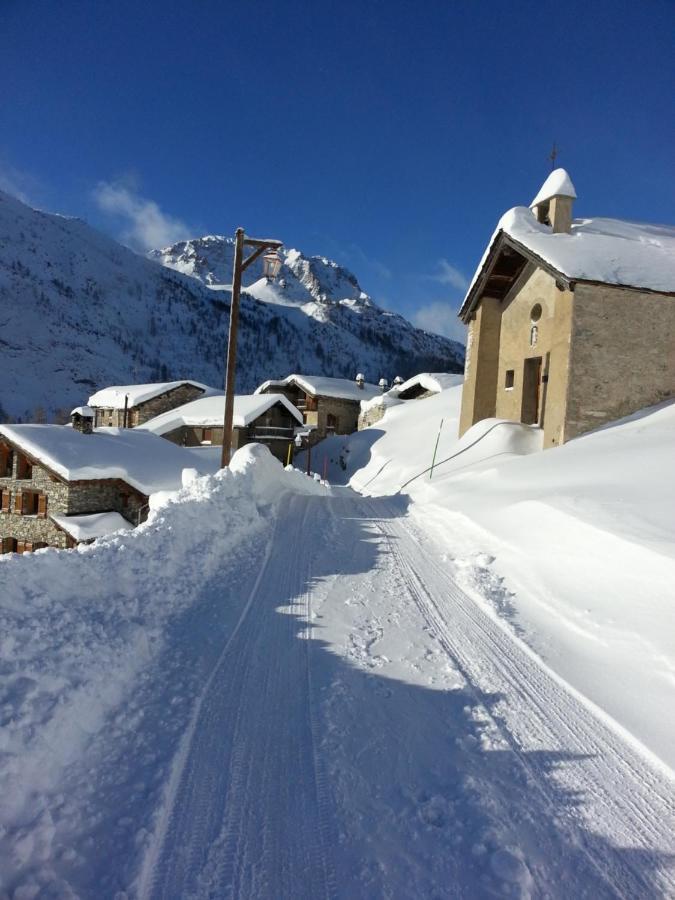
0, 445, 324, 882
323, 387, 675, 769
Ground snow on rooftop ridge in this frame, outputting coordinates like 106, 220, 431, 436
530, 168, 577, 208
395, 373, 464, 396
71, 405, 94, 417
0, 424, 207, 495
138, 394, 304, 436
51, 511, 133, 542
255, 374, 381, 402
88, 381, 212, 409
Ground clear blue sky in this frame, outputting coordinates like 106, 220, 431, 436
1, 0, 673, 340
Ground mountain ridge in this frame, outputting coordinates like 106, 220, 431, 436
0, 190, 464, 421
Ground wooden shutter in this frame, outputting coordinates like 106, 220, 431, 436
13, 492, 22, 514
1, 537, 15, 553
1, 490, 9, 513
0, 445, 8, 475
38, 494, 48, 518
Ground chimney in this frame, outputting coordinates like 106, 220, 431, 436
70, 406, 95, 434
378, 377, 389, 393
530, 168, 577, 234
355, 373, 365, 390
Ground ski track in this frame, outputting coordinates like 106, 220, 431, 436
137, 488, 675, 899
140, 496, 337, 900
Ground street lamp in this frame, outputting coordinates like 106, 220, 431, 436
221, 227, 283, 467
262, 247, 283, 281
294, 432, 312, 477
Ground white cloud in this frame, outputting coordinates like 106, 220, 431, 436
429, 259, 469, 291
0, 161, 36, 204
412, 301, 466, 344
92, 181, 191, 250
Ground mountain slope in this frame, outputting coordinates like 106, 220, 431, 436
0, 191, 464, 421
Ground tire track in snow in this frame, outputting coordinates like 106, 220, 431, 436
369, 500, 675, 898
137, 495, 336, 900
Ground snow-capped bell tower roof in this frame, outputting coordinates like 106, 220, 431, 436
530, 168, 577, 208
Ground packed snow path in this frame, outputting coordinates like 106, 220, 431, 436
136, 488, 675, 899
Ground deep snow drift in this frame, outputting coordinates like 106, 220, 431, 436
319, 385, 675, 770
0, 446, 325, 893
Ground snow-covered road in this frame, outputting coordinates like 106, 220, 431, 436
135, 488, 675, 899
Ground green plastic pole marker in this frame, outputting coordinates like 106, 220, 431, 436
430, 418, 444, 480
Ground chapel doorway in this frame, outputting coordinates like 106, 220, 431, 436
521, 357, 543, 425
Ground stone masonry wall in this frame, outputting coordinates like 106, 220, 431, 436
0, 448, 70, 549
95, 383, 205, 428
565, 284, 675, 440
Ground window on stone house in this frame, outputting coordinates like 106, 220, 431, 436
16, 455, 33, 480
202, 429, 213, 444
505, 370, 515, 389
326, 413, 339, 431
16, 491, 42, 516
1, 537, 17, 554
0, 445, 14, 477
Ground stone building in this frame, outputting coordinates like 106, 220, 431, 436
139, 394, 304, 462
358, 373, 464, 429
458, 168, 675, 448
88, 380, 210, 428
255, 375, 380, 444
0, 411, 203, 553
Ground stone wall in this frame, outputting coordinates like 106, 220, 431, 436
1, 441, 146, 552
94, 383, 205, 428
565, 284, 675, 439
1, 448, 70, 549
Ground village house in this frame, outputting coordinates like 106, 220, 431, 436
458, 168, 675, 447
139, 394, 304, 462
255, 374, 381, 443
358, 373, 464, 429
88, 380, 211, 428
0, 409, 205, 553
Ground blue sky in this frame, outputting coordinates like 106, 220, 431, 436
1, 0, 673, 341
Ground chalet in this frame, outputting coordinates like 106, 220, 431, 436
88, 380, 211, 428
358, 373, 464, 429
0, 409, 204, 553
255, 374, 381, 443
458, 169, 675, 447
139, 394, 304, 462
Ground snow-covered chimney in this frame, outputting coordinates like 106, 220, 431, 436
530, 168, 576, 234
378, 377, 389, 393
355, 373, 365, 390
393, 375, 404, 386
70, 406, 94, 434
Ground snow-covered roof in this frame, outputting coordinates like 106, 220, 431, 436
88, 381, 211, 409
0, 424, 205, 495
461, 206, 675, 320
138, 393, 304, 436
255, 374, 381, 402
395, 373, 464, 398
530, 168, 577, 207
70, 405, 94, 417
51, 511, 133, 542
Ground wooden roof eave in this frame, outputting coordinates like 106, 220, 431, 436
458, 231, 571, 324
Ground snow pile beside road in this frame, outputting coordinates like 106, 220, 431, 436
327, 387, 675, 769
0, 445, 323, 882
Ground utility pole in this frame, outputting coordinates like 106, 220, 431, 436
220, 228, 283, 467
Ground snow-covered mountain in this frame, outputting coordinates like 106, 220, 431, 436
0, 191, 464, 421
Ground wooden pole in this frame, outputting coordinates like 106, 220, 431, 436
286, 442, 293, 467
221, 227, 245, 467
429, 418, 444, 480
123, 394, 129, 429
